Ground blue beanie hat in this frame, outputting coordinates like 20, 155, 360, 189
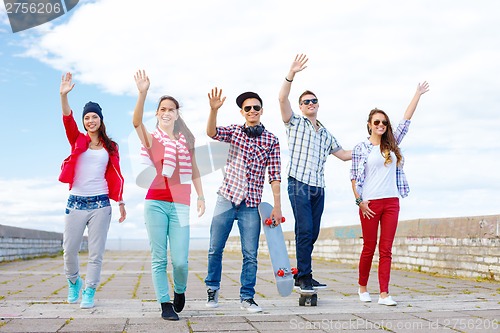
82, 101, 103, 120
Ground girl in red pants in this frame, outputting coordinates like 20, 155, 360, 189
350, 82, 429, 306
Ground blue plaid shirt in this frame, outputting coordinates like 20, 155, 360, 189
285, 113, 342, 188
350, 119, 411, 198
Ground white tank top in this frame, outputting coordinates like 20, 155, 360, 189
362, 145, 399, 200
70, 148, 109, 196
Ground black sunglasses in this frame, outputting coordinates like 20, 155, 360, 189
373, 120, 388, 126
243, 105, 262, 112
301, 99, 318, 105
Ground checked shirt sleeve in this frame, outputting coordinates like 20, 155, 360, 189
266, 137, 281, 183
211, 125, 235, 143
393, 119, 411, 145
350, 143, 364, 181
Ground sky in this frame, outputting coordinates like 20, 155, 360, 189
0, 0, 499, 242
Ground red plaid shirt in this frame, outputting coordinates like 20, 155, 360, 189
212, 124, 281, 207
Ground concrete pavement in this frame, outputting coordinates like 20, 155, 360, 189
0, 250, 499, 332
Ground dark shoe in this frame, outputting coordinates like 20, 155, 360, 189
295, 276, 327, 289
161, 302, 179, 321
173, 292, 185, 313
299, 275, 314, 294
312, 278, 327, 289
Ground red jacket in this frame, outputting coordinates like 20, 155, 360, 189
58, 111, 124, 202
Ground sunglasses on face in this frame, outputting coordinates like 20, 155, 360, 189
301, 99, 318, 105
243, 105, 262, 112
373, 120, 388, 126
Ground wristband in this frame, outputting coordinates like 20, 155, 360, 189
197, 196, 205, 201
118, 201, 125, 206
285, 77, 293, 82
355, 197, 362, 206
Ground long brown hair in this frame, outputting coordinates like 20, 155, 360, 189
157, 96, 195, 150
83, 119, 118, 155
367, 108, 402, 166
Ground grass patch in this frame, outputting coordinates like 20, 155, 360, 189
97, 273, 116, 291
132, 273, 143, 299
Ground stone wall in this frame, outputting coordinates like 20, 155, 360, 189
227, 214, 500, 280
0, 224, 88, 262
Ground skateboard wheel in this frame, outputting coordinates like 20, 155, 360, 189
311, 294, 318, 306
265, 218, 272, 226
281, 217, 286, 222
299, 296, 306, 306
277, 269, 285, 277
291, 267, 298, 275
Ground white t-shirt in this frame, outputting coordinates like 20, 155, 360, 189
361, 145, 399, 200
70, 148, 109, 196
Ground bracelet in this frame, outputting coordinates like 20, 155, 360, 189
118, 201, 125, 206
355, 197, 363, 206
285, 77, 293, 82
197, 196, 205, 201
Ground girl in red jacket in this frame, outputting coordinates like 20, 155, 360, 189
59, 72, 126, 309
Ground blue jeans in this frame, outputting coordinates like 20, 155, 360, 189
287, 177, 325, 279
144, 200, 190, 303
205, 195, 260, 300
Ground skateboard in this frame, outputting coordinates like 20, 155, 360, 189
298, 290, 318, 306
258, 202, 297, 297
295, 278, 324, 306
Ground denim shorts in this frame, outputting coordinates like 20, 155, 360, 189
66, 194, 110, 212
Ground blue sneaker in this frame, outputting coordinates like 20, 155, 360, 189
67, 277, 83, 304
80, 287, 96, 309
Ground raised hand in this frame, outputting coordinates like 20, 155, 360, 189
134, 70, 150, 93
290, 53, 308, 74
60, 72, 75, 96
208, 87, 226, 111
417, 81, 430, 95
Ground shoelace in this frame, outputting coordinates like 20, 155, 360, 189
207, 290, 216, 301
244, 299, 258, 306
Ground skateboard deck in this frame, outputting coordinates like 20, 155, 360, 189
258, 202, 295, 297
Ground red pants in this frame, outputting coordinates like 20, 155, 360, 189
358, 197, 400, 293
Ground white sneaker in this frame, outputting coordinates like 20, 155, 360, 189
240, 298, 262, 313
358, 288, 371, 302
378, 295, 397, 306
206, 288, 219, 308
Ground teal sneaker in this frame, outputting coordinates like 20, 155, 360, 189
67, 277, 83, 304
80, 287, 96, 309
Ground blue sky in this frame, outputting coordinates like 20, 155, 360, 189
1, 0, 499, 241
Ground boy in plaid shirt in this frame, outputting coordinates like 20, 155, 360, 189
204, 87, 282, 313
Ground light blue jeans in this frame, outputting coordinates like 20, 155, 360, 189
144, 200, 190, 303
205, 195, 261, 300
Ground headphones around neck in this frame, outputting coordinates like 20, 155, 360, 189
243, 123, 265, 138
